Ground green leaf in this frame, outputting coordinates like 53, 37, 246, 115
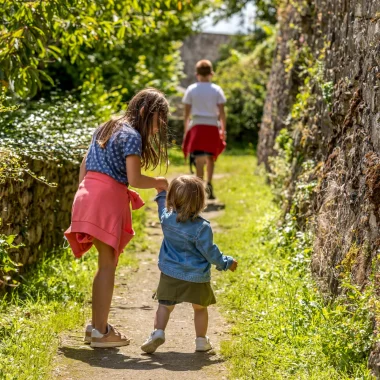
6, 235, 15, 245
36, 39, 46, 57
12, 29, 24, 38
48, 45, 61, 53
117, 25, 126, 39
38, 70, 54, 86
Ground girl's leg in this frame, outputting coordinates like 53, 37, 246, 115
92, 239, 116, 334
192, 304, 208, 337
154, 304, 175, 330
206, 156, 215, 184
195, 156, 206, 179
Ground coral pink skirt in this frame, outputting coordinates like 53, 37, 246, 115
64, 171, 144, 263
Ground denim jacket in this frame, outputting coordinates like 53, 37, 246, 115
155, 191, 234, 283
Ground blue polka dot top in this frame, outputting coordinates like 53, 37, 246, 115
86, 123, 142, 185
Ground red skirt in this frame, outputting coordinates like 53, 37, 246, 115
64, 172, 144, 264
182, 124, 226, 161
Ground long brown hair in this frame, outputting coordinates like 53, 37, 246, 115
95, 88, 169, 170
167, 176, 206, 223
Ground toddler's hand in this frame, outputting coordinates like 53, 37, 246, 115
229, 259, 238, 272
156, 177, 169, 191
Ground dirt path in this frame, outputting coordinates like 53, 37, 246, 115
53, 197, 229, 380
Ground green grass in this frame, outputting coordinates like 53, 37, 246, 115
212, 154, 375, 379
0, 249, 94, 380
0, 200, 145, 380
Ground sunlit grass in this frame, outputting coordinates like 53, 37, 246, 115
212, 154, 374, 379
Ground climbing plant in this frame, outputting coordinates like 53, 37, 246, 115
0, 234, 23, 289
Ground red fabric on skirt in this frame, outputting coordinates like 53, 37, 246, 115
64, 171, 144, 264
182, 124, 226, 160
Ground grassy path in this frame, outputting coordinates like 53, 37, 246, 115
52, 194, 229, 380
1, 149, 374, 379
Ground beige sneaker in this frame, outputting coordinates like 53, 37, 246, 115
90, 324, 130, 348
84, 324, 93, 344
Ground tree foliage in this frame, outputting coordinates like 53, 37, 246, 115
0, 0, 212, 182
211, 0, 278, 144
0, 0, 208, 101
215, 23, 275, 143
215, 0, 278, 25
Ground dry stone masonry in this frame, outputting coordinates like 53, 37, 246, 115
1, 158, 78, 268
258, 0, 380, 373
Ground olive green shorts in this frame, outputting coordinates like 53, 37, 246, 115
155, 272, 216, 307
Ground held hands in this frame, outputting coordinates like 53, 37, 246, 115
155, 177, 169, 193
229, 259, 238, 272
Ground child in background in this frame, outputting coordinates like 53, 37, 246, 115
141, 176, 237, 354
182, 60, 227, 199
65, 88, 169, 348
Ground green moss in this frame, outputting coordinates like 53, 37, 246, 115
339, 243, 361, 274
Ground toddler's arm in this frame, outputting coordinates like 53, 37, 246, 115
196, 223, 234, 271
154, 190, 167, 220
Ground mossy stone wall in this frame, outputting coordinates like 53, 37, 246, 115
1, 158, 78, 266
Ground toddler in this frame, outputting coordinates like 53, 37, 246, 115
141, 175, 237, 353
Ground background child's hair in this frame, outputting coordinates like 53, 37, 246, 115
95, 88, 169, 170
196, 60, 213, 76
167, 175, 206, 223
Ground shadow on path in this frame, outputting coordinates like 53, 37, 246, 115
204, 202, 225, 213
59, 347, 222, 372
110, 305, 154, 311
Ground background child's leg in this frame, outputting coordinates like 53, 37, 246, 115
195, 156, 206, 179
192, 304, 208, 337
92, 239, 117, 334
154, 304, 175, 330
206, 156, 214, 184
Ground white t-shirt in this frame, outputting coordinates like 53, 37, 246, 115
182, 82, 226, 127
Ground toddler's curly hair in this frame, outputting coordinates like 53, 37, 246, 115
167, 175, 206, 222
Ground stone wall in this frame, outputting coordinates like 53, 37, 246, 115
180, 32, 232, 87
1, 158, 78, 267
257, 0, 380, 373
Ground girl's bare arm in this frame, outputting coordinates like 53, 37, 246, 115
184, 104, 192, 135
79, 152, 87, 184
126, 155, 168, 189
218, 104, 227, 138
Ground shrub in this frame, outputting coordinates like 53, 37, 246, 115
215, 24, 276, 144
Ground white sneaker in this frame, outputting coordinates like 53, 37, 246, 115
84, 324, 93, 344
141, 329, 165, 354
195, 336, 213, 352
